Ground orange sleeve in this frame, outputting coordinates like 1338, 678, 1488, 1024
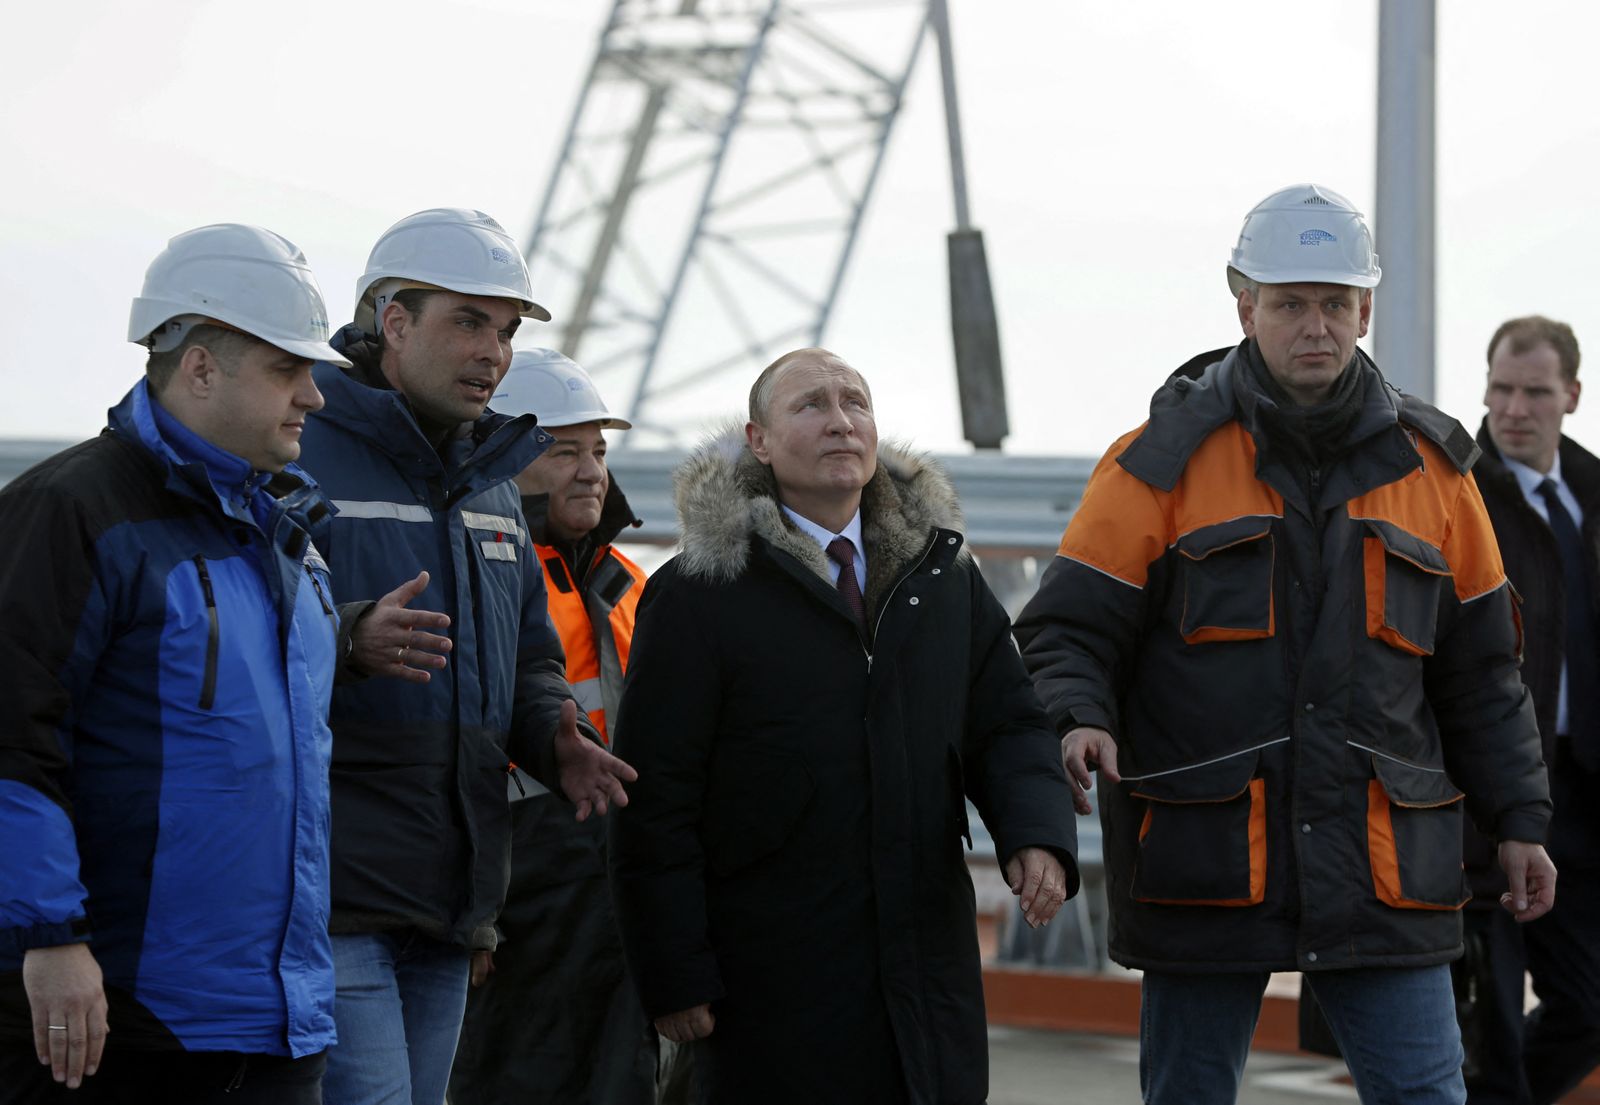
1058, 426, 1170, 589
1442, 471, 1509, 603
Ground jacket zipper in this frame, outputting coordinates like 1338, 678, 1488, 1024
193, 555, 219, 711
863, 537, 939, 672
306, 565, 335, 618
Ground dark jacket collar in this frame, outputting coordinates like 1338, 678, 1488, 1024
1119, 342, 1476, 492
310, 324, 551, 489
1476, 418, 1600, 514
108, 380, 332, 561
523, 475, 640, 550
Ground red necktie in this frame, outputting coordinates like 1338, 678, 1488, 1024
826, 536, 866, 632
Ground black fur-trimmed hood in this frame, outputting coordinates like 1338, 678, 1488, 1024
672, 424, 966, 608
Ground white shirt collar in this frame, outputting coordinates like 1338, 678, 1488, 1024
781, 504, 864, 558
1502, 451, 1562, 498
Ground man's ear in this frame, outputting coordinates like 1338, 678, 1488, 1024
1567, 378, 1582, 416
175, 344, 221, 398
1357, 288, 1373, 339
379, 301, 410, 348
746, 420, 769, 464
1237, 289, 1256, 337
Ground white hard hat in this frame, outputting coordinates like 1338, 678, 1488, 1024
493, 349, 632, 429
128, 224, 350, 365
1226, 184, 1381, 297
353, 207, 551, 332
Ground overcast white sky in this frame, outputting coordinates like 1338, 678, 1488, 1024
5, 0, 1600, 459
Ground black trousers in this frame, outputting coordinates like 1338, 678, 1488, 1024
1463, 743, 1600, 1105
0, 1047, 325, 1105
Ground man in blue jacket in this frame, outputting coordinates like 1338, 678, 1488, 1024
296, 208, 637, 1105
0, 224, 350, 1103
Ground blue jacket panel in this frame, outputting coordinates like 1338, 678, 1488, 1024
299, 333, 575, 949
0, 381, 338, 1057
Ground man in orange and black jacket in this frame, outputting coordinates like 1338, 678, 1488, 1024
1015, 184, 1555, 1104
449, 349, 656, 1105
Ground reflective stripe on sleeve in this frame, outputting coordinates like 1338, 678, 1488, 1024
330, 500, 433, 522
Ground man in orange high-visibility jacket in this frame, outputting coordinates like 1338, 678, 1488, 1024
449, 350, 656, 1105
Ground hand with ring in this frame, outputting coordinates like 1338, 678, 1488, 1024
348, 571, 453, 684
23, 944, 109, 1089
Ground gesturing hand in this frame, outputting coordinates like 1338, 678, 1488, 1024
554, 699, 639, 820
350, 571, 452, 683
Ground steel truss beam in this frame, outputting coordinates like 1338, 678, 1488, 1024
523, 0, 930, 444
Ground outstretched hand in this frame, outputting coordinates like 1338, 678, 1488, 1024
350, 571, 452, 683
554, 699, 639, 820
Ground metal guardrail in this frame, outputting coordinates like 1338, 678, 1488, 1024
2, 440, 1095, 557
608, 448, 1094, 555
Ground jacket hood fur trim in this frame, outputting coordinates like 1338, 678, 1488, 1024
673, 423, 966, 608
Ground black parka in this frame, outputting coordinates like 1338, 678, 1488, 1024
608, 434, 1077, 1105
1015, 346, 1550, 974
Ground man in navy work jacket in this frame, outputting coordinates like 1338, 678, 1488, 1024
0, 224, 349, 1103
296, 207, 637, 1105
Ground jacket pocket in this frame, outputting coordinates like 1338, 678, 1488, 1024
1364, 749, 1469, 910
1176, 517, 1275, 644
1361, 520, 1450, 657
1129, 748, 1266, 906
702, 749, 814, 877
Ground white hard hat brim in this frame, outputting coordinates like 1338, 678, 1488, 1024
278, 336, 352, 367
531, 410, 634, 431
354, 280, 552, 332
1227, 265, 1381, 297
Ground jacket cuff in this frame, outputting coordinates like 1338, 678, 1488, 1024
1062, 705, 1114, 736
0, 918, 91, 959
637, 953, 726, 1021
1494, 807, 1551, 847
334, 600, 377, 685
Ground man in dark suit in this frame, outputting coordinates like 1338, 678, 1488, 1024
1461, 315, 1600, 1104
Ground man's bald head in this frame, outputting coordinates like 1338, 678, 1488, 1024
748, 347, 870, 425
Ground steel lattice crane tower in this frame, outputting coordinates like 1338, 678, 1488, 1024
522, 0, 1008, 448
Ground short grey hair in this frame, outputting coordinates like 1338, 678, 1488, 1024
748, 347, 864, 424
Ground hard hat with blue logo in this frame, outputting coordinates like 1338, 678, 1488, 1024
493, 348, 632, 430
1227, 184, 1381, 297
354, 207, 551, 332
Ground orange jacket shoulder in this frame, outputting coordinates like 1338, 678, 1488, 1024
1347, 437, 1507, 602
